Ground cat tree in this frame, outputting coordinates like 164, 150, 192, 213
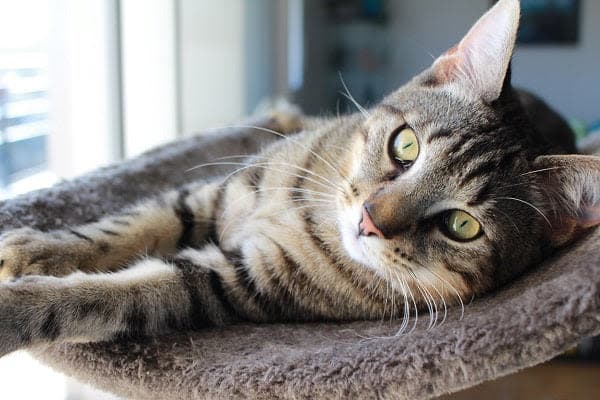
1, 119, 598, 399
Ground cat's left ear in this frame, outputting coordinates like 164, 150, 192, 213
533, 155, 600, 247
428, 0, 520, 103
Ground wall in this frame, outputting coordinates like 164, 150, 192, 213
388, 0, 600, 124
178, 0, 246, 134
49, 0, 122, 177
121, 0, 178, 157
512, 0, 600, 124
301, 0, 600, 124
178, 0, 289, 134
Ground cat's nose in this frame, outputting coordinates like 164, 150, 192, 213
359, 206, 385, 239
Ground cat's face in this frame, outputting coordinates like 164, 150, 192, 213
339, 83, 541, 299
336, 0, 600, 301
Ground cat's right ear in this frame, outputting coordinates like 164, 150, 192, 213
424, 0, 520, 103
533, 155, 600, 247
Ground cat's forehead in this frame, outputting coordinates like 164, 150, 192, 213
359, 85, 534, 213
376, 85, 495, 132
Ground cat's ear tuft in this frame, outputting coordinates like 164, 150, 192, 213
429, 0, 520, 103
533, 155, 600, 247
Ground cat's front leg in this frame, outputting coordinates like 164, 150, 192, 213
0, 247, 238, 358
0, 181, 222, 281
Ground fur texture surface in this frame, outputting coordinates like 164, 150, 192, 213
0, 122, 597, 399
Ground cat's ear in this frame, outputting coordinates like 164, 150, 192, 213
533, 155, 600, 247
428, 0, 520, 103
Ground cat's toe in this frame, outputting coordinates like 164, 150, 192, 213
0, 228, 72, 281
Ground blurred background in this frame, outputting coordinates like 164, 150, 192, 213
0, 0, 598, 399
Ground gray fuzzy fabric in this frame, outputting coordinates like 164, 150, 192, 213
1, 121, 599, 399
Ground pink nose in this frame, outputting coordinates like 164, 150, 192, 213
359, 207, 385, 239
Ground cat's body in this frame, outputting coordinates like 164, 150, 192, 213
0, 0, 599, 358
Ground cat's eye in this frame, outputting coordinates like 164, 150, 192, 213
444, 210, 481, 241
391, 127, 419, 164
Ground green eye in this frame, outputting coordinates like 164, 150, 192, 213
445, 210, 481, 241
392, 127, 419, 163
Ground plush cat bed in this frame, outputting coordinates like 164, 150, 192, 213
1, 119, 599, 399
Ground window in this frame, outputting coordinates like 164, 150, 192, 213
0, 0, 54, 199
0, 1, 287, 398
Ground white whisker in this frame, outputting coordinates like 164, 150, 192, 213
224, 154, 347, 193
423, 267, 465, 320
401, 275, 418, 333
200, 160, 345, 196
392, 270, 410, 335
409, 269, 437, 330
497, 196, 552, 227
338, 72, 370, 119
217, 124, 354, 187
519, 166, 563, 176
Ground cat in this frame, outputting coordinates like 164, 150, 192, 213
0, 0, 599, 358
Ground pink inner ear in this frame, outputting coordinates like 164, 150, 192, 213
580, 205, 600, 229
431, 45, 460, 84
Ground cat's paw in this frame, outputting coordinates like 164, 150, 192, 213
0, 228, 80, 281
257, 98, 304, 135
267, 110, 304, 135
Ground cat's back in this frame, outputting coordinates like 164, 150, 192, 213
515, 88, 577, 154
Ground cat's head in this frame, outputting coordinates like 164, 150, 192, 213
337, 0, 600, 300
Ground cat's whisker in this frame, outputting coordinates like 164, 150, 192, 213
495, 208, 521, 234
380, 266, 391, 324
418, 274, 438, 329
496, 196, 552, 227
408, 269, 436, 330
233, 161, 346, 195
399, 273, 418, 333
252, 162, 347, 195
185, 161, 252, 173
415, 278, 436, 330
323, 143, 350, 152
497, 182, 529, 190
425, 283, 439, 328
392, 270, 410, 335
186, 162, 288, 197
338, 72, 370, 119
209, 160, 346, 196
217, 201, 335, 244
425, 277, 448, 326
424, 267, 465, 320
217, 124, 354, 187
519, 166, 564, 176
390, 268, 396, 324
210, 154, 253, 161
249, 186, 337, 200
371, 273, 389, 323
260, 203, 335, 222
401, 282, 410, 334
396, 284, 407, 334
288, 199, 336, 206
376, 267, 389, 324
223, 154, 347, 193
263, 160, 347, 193
219, 186, 335, 225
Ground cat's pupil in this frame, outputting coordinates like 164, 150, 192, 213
390, 127, 419, 163
445, 210, 482, 241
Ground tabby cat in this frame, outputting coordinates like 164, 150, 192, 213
0, 0, 599, 357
